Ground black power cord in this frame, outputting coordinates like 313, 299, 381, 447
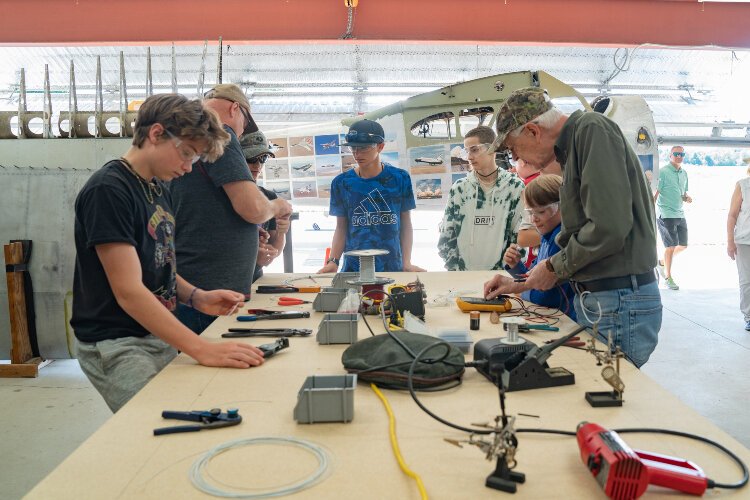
404, 340, 749, 491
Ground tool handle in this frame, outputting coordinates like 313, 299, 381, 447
637, 450, 708, 496
266, 312, 310, 320
222, 332, 285, 338
529, 325, 560, 331
161, 410, 201, 421
236, 316, 259, 321
153, 424, 201, 436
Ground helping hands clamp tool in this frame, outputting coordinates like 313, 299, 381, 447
153, 408, 242, 436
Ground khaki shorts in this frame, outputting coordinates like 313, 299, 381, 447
76, 335, 177, 413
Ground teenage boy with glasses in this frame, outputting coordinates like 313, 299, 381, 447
240, 130, 290, 282
72, 94, 265, 413
170, 84, 292, 334
654, 145, 692, 290
317, 119, 424, 273
438, 125, 525, 271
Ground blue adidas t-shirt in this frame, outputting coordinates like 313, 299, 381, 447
330, 163, 416, 272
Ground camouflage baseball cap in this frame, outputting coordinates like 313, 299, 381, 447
240, 130, 275, 160
493, 87, 553, 151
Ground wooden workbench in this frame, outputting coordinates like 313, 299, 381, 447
26, 272, 750, 499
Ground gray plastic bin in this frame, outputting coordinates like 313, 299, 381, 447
331, 272, 361, 291
293, 374, 357, 424
317, 313, 359, 344
312, 287, 349, 312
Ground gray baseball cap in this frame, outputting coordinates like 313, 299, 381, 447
240, 130, 275, 160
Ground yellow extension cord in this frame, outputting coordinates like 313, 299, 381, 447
370, 383, 428, 500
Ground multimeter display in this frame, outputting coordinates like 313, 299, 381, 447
456, 296, 513, 312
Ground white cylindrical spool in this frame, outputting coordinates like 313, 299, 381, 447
500, 316, 525, 345
359, 255, 375, 281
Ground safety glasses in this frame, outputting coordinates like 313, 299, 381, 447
164, 130, 202, 164
459, 143, 493, 160
524, 203, 559, 220
341, 144, 377, 154
672, 152, 686, 157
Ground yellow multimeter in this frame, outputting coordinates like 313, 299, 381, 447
456, 296, 513, 313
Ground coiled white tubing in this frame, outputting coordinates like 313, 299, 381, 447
190, 436, 330, 498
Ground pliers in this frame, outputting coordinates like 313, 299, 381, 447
257, 285, 321, 294
504, 323, 560, 332
222, 328, 312, 338
278, 296, 312, 306
153, 408, 242, 436
237, 311, 311, 321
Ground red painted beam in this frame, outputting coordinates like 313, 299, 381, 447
1, 0, 749, 48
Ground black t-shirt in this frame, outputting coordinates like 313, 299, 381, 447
71, 160, 177, 342
252, 186, 279, 283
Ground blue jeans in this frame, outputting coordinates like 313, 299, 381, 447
175, 303, 217, 335
574, 280, 662, 368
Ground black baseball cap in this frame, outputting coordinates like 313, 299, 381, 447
341, 119, 385, 146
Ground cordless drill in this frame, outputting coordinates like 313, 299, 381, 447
576, 422, 708, 499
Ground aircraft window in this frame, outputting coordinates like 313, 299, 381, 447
458, 107, 494, 135
410, 111, 455, 139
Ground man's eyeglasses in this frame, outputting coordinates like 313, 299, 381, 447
524, 203, 559, 219
238, 106, 252, 129
165, 130, 202, 164
672, 152, 686, 157
247, 154, 270, 165
459, 143, 493, 160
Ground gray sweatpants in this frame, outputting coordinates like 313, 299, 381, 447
737, 244, 750, 322
76, 335, 177, 413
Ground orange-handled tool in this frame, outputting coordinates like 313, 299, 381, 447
277, 296, 312, 306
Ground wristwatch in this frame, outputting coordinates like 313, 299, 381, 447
545, 259, 555, 273
327, 257, 340, 266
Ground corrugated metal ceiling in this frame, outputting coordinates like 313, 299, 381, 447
0, 43, 748, 131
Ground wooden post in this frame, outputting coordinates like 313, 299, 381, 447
1, 241, 45, 377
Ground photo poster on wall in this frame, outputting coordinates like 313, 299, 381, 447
407, 143, 452, 207
265, 180, 292, 201
261, 122, 468, 208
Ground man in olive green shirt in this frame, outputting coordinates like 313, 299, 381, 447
654, 145, 692, 290
483, 87, 662, 367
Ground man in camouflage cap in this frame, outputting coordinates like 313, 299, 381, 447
492, 87, 553, 156
484, 86, 662, 368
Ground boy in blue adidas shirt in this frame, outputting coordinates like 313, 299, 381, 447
317, 119, 425, 273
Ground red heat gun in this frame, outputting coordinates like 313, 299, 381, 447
576, 422, 708, 499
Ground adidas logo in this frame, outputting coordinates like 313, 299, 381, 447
352, 189, 397, 226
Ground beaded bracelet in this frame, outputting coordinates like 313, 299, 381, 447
187, 287, 200, 308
